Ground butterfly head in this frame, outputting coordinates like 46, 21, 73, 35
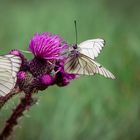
73, 44, 78, 49
69, 44, 80, 57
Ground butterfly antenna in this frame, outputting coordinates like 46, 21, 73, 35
74, 20, 78, 45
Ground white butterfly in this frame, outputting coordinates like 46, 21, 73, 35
0, 54, 22, 96
64, 39, 115, 79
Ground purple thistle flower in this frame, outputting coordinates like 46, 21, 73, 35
29, 32, 68, 60
17, 71, 26, 80
9, 50, 21, 56
40, 74, 55, 86
9, 33, 78, 94
55, 61, 78, 87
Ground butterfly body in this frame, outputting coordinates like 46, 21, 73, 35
64, 39, 115, 79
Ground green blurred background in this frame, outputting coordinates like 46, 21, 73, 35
0, 0, 140, 139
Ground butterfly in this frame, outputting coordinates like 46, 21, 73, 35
64, 39, 115, 79
0, 54, 22, 96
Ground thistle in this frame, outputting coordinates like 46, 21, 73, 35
0, 32, 78, 139
18, 32, 77, 93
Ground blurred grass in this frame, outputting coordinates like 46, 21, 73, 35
0, 0, 140, 140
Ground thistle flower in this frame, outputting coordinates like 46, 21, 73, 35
7, 33, 77, 95
17, 71, 26, 80
40, 74, 54, 86
9, 49, 21, 56
27, 32, 78, 87
55, 61, 78, 87
29, 32, 68, 60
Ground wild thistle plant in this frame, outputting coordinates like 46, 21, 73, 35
0, 32, 77, 139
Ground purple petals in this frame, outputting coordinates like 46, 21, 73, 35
29, 33, 67, 60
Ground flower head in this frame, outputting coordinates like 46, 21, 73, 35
9, 49, 21, 56
40, 74, 54, 86
29, 32, 68, 60
17, 71, 26, 80
55, 61, 78, 87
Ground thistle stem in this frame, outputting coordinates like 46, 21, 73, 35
0, 92, 36, 140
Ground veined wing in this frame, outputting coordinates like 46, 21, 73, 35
78, 39, 105, 60
64, 54, 115, 79
0, 55, 22, 96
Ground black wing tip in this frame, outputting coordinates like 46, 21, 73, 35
100, 38, 106, 46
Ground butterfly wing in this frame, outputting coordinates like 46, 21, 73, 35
65, 54, 84, 74
78, 39, 105, 60
89, 59, 116, 79
64, 54, 115, 79
0, 55, 22, 96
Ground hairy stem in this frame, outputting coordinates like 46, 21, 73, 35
0, 92, 36, 140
